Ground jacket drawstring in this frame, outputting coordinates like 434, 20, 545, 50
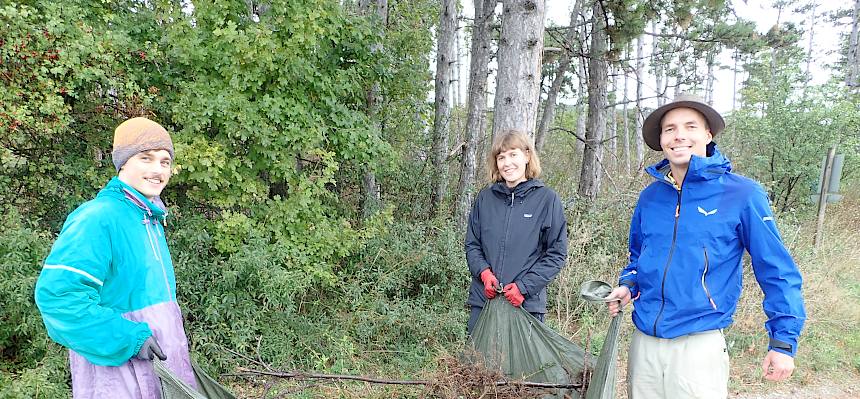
123, 188, 173, 298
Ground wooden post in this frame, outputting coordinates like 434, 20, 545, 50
814, 146, 837, 251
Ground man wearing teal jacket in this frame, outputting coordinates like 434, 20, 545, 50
35, 117, 197, 398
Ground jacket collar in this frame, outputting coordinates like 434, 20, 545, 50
490, 178, 544, 198
99, 177, 168, 222
646, 142, 731, 184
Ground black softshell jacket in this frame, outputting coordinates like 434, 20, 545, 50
465, 179, 568, 313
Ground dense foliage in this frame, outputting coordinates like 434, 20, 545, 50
1, 0, 451, 396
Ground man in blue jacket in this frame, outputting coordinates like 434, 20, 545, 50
35, 117, 197, 398
605, 94, 805, 398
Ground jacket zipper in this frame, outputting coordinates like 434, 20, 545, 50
499, 192, 515, 280
653, 174, 685, 336
124, 188, 173, 299
146, 221, 174, 298
702, 246, 717, 310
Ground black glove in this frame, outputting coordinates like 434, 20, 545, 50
134, 336, 167, 361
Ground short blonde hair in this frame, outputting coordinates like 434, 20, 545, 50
487, 130, 542, 183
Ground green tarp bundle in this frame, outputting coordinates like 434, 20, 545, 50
466, 280, 621, 399
154, 359, 236, 399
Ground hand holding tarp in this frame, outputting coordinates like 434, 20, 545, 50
580, 280, 623, 399
135, 336, 167, 361
502, 283, 524, 307
480, 269, 501, 299
604, 286, 631, 317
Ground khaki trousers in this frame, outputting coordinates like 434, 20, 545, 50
627, 329, 729, 399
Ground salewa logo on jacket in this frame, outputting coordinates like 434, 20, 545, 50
697, 206, 717, 216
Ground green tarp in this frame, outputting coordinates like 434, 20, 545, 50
466, 280, 620, 399
154, 359, 236, 399
580, 280, 621, 399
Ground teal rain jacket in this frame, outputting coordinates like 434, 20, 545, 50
618, 144, 806, 356
35, 177, 196, 398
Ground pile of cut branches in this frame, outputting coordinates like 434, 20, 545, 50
421, 353, 549, 399
228, 347, 584, 398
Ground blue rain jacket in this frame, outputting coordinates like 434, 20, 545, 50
618, 143, 806, 356
465, 179, 568, 314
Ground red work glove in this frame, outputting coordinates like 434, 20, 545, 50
480, 269, 500, 299
503, 283, 525, 307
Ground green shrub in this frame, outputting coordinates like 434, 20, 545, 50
171, 210, 468, 378
0, 208, 70, 397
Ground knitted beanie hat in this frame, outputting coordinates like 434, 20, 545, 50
112, 117, 174, 171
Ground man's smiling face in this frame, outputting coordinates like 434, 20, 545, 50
660, 107, 713, 169
118, 149, 172, 200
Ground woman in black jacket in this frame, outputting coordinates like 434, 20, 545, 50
465, 130, 568, 333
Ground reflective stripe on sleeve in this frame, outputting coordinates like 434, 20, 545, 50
43, 264, 104, 286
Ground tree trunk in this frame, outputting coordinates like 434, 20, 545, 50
577, 0, 607, 201
635, 34, 645, 170
847, 0, 860, 87
455, 0, 495, 227
574, 5, 589, 155
672, 28, 687, 98
358, 0, 388, 218
769, 6, 784, 100
575, 72, 587, 154
732, 48, 739, 111
430, 0, 457, 217
623, 43, 630, 173
803, 3, 816, 94
455, 17, 463, 107
608, 67, 617, 170
492, 0, 546, 138
535, 0, 583, 152
705, 48, 715, 105
652, 21, 664, 106
674, 44, 683, 98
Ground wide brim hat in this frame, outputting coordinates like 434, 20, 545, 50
642, 93, 725, 151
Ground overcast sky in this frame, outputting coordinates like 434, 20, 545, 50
451, 0, 851, 114
710, 0, 846, 113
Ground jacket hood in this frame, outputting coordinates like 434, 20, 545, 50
99, 177, 167, 222
646, 142, 732, 183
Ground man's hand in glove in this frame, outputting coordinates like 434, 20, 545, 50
503, 283, 525, 307
480, 269, 500, 299
134, 336, 167, 361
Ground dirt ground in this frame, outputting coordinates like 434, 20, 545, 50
609, 379, 860, 399
730, 378, 860, 399
612, 360, 860, 399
